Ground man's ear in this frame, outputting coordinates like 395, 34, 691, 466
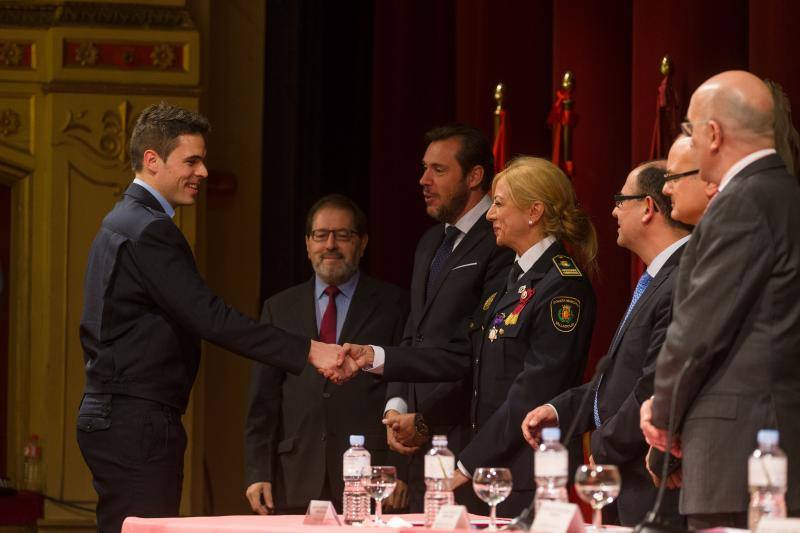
641, 196, 656, 224
142, 149, 161, 175
466, 165, 484, 189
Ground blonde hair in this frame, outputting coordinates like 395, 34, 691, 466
492, 157, 598, 276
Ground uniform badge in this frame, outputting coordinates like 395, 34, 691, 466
488, 313, 506, 342
550, 296, 581, 332
483, 292, 497, 311
552, 255, 583, 277
504, 288, 536, 326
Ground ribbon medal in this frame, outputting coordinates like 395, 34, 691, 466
488, 312, 506, 342
504, 287, 536, 326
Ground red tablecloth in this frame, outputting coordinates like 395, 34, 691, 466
121, 513, 500, 533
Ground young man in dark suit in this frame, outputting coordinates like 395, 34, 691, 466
244, 195, 409, 514
641, 71, 800, 529
381, 125, 513, 511
78, 103, 346, 533
522, 162, 691, 526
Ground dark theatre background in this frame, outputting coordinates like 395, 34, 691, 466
260, 0, 799, 384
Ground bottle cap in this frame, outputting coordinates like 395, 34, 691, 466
757, 429, 779, 446
541, 427, 561, 442
349, 435, 365, 446
432, 435, 448, 447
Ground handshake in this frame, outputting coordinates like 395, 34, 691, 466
307, 340, 379, 384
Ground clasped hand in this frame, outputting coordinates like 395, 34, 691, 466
308, 340, 376, 384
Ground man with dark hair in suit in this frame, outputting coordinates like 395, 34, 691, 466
78, 102, 346, 533
381, 124, 513, 511
244, 194, 409, 514
641, 71, 800, 529
522, 161, 690, 526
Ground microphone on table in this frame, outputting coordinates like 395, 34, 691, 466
504, 356, 613, 531
633, 357, 695, 533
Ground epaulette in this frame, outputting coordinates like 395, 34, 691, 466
552, 254, 583, 277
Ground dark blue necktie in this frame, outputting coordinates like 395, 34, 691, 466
426, 226, 461, 301
593, 271, 653, 428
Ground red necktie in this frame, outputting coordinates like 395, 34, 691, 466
319, 285, 340, 343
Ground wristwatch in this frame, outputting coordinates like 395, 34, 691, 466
414, 413, 430, 439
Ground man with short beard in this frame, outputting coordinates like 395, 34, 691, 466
244, 195, 409, 514
381, 125, 513, 512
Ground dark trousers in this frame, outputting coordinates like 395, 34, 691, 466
76, 394, 186, 533
687, 512, 747, 529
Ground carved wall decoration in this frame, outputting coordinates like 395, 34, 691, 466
68, 161, 125, 197
0, 3, 194, 29
0, 40, 33, 69
150, 44, 175, 70
0, 108, 20, 136
59, 101, 134, 166
74, 41, 98, 67
64, 40, 184, 71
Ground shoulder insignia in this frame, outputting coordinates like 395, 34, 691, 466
482, 292, 497, 311
552, 254, 583, 277
550, 296, 581, 332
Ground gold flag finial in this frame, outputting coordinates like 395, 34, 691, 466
562, 71, 574, 90
494, 83, 505, 115
660, 55, 672, 76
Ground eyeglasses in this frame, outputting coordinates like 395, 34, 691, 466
680, 120, 710, 137
613, 194, 647, 209
309, 229, 359, 242
664, 169, 700, 183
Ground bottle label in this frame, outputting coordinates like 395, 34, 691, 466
343, 456, 370, 477
749, 456, 787, 487
425, 455, 455, 478
535, 451, 568, 477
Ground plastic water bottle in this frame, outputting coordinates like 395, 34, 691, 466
342, 435, 370, 524
22, 434, 43, 493
424, 435, 455, 527
748, 429, 787, 530
534, 427, 568, 512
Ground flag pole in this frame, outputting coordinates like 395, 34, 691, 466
494, 82, 505, 140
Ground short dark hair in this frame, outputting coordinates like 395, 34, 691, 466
425, 124, 494, 190
129, 101, 210, 172
305, 194, 368, 236
636, 163, 694, 232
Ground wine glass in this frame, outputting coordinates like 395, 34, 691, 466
472, 467, 513, 530
574, 464, 621, 532
361, 465, 397, 526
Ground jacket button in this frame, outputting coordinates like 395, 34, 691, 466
322, 392, 331, 399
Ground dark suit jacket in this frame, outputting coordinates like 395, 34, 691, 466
550, 245, 684, 526
384, 242, 595, 517
80, 183, 308, 412
244, 274, 409, 510
653, 154, 800, 515
385, 213, 512, 506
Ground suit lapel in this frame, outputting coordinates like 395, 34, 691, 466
339, 275, 377, 342
423, 214, 491, 317
607, 245, 685, 357
300, 277, 321, 340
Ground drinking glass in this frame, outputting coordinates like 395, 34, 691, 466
574, 464, 621, 532
472, 467, 513, 530
361, 465, 397, 526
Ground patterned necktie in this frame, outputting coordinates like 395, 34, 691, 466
319, 285, 340, 344
426, 225, 461, 300
506, 261, 523, 293
593, 271, 653, 428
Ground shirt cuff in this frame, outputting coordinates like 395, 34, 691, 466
545, 403, 560, 426
384, 397, 408, 416
365, 345, 385, 375
457, 461, 472, 479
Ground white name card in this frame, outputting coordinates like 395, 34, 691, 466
530, 501, 585, 533
303, 500, 341, 526
432, 504, 471, 530
758, 518, 800, 533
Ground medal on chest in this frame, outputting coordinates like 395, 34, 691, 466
487, 313, 505, 342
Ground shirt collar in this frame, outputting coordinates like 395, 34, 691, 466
133, 177, 176, 218
314, 270, 360, 300
515, 235, 557, 275
447, 194, 491, 235
718, 148, 777, 191
647, 235, 690, 278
